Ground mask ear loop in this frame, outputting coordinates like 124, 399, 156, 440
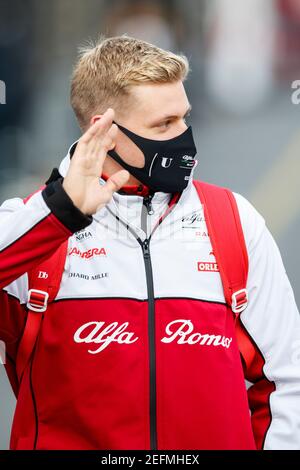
108, 121, 148, 171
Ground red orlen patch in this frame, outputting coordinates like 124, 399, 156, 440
197, 251, 219, 272
197, 261, 219, 272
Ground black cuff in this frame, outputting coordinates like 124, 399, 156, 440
42, 178, 93, 233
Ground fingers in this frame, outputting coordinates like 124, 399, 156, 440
80, 108, 115, 145
73, 109, 118, 172
106, 123, 119, 146
103, 169, 130, 195
92, 122, 118, 154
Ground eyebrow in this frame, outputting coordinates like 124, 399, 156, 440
149, 103, 192, 127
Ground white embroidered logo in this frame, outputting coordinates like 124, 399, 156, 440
38, 271, 49, 279
73, 321, 139, 354
74, 319, 232, 354
161, 157, 173, 168
161, 319, 232, 348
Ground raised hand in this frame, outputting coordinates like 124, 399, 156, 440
62, 108, 129, 215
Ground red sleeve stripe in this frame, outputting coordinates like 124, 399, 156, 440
0, 214, 49, 252
0, 213, 71, 289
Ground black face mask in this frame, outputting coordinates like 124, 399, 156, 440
107, 123, 197, 193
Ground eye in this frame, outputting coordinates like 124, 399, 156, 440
158, 119, 172, 129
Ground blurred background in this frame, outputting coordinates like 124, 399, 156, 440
0, 0, 300, 450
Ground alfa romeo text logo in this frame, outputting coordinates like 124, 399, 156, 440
74, 319, 232, 354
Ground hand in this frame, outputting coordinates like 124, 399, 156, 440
62, 108, 130, 215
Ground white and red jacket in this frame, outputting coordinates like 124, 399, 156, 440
0, 145, 300, 450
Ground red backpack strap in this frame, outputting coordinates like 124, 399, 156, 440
193, 180, 249, 315
193, 180, 256, 369
15, 188, 69, 382
16, 240, 68, 382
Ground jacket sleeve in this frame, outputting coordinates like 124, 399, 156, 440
234, 192, 300, 450
0, 179, 93, 365
0, 179, 92, 290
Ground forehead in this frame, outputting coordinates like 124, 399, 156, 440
129, 81, 190, 119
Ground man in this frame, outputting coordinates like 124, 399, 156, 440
0, 36, 299, 450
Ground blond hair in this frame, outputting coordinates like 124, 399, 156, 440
70, 35, 189, 130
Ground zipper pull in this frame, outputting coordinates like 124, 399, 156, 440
142, 239, 150, 258
143, 195, 154, 215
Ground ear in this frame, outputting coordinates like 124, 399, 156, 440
90, 114, 103, 125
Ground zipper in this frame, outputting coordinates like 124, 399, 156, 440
141, 194, 157, 449
141, 193, 154, 236
105, 206, 158, 449
105, 194, 179, 451
141, 237, 157, 450
143, 194, 154, 215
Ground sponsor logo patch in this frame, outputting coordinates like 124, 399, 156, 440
73, 319, 232, 354
180, 154, 196, 169
182, 210, 205, 227
69, 247, 107, 259
68, 272, 109, 280
75, 229, 93, 242
197, 251, 219, 272
181, 210, 208, 239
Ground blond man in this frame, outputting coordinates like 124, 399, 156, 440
0, 36, 299, 450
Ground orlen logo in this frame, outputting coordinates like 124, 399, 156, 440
69, 247, 107, 259
197, 251, 219, 272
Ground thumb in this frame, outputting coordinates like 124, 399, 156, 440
103, 169, 130, 194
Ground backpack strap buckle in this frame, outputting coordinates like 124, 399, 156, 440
231, 288, 248, 314
26, 289, 49, 313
